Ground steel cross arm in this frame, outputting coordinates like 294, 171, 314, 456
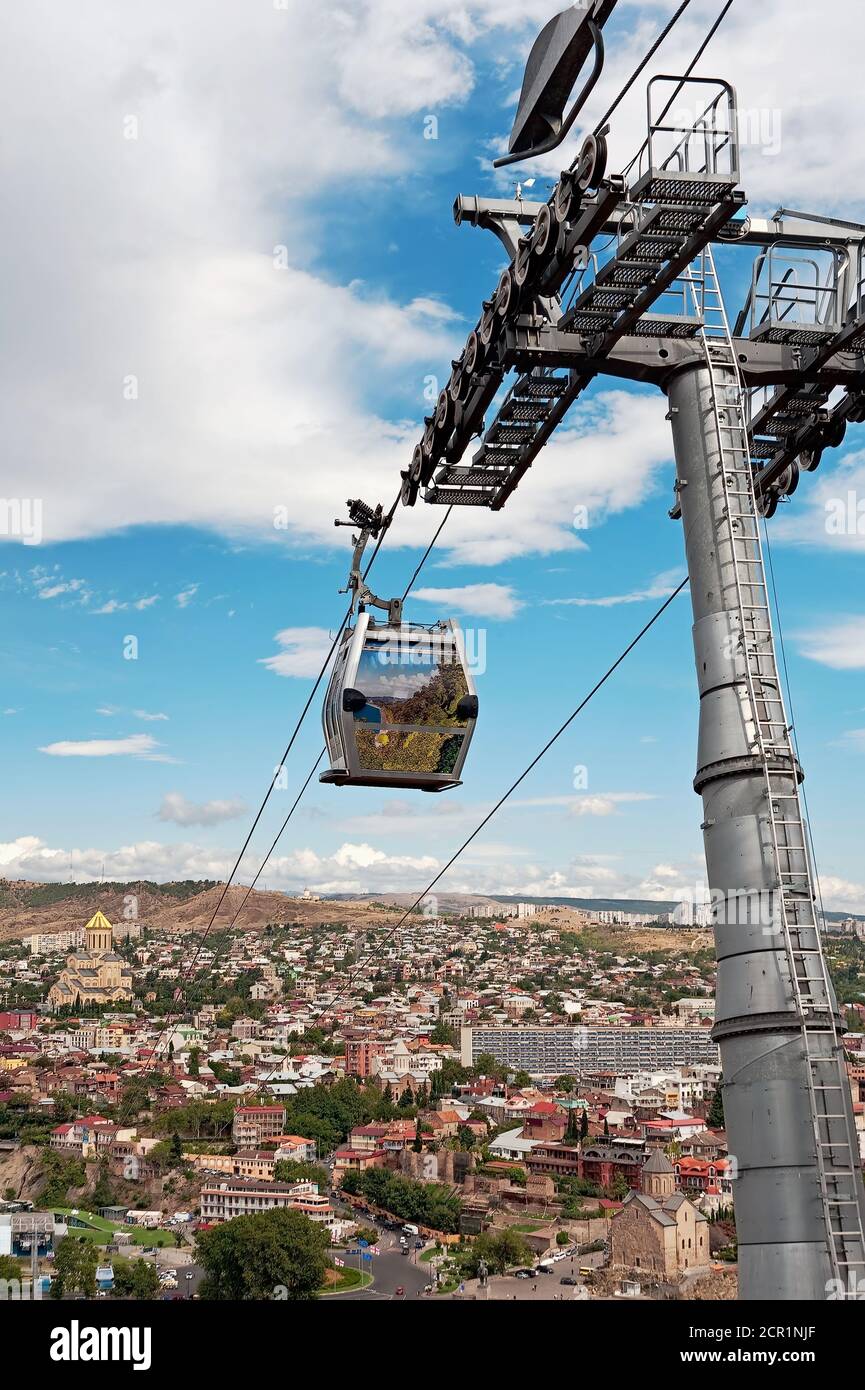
589, 207, 865, 252
502, 323, 865, 388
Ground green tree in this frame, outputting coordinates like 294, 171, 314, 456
196, 1208, 330, 1300
0, 1254, 23, 1283
51, 1236, 98, 1299
609, 1171, 630, 1201
580, 1108, 589, 1141
708, 1080, 725, 1129
91, 1160, 114, 1209
112, 1258, 161, 1300
462, 1229, 529, 1277
273, 1158, 329, 1188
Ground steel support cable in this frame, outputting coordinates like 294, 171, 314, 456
401, 506, 453, 603
136, 493, 448, 1085
250, 575, 690, 1093
179, 505, 458, 999
126, 489, 402, 1092
760, 516, 830, 935
590, 0, 694, 139
620, 0, 736, 180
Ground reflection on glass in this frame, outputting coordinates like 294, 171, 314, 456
355, 728, 464, 774
355, 637, 469, 728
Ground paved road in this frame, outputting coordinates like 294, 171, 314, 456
335, 1247, 429, 1301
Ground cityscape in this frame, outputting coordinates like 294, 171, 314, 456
2, 0, 865, 1367
1, 883, 863, 1311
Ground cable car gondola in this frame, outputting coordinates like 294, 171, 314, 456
319, 500, 478, 792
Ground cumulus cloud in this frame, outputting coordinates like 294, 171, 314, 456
259, 627, 334, 679
0, 834, 441, 895
411, 583, 522, 620
157, 792, 247, 827
38, 734, 163, 759
544, 568, 686, 608
796, 617, 865, 670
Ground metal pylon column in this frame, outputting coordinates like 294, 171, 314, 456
667, 254, 865, 1301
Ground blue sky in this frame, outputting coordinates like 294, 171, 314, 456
1, 1, 864, 908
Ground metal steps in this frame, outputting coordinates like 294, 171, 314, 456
425, 175, 742, 511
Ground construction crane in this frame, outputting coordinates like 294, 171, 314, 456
391, 1, 865, 1302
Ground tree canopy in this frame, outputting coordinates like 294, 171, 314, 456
196, 1208, 331, 1301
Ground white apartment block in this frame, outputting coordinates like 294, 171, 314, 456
27, 929, 85, 956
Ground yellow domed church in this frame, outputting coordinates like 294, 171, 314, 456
48, 910, 133, 1012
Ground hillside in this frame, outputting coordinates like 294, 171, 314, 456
0, 880, 407, 944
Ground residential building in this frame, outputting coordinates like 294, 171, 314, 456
461, 1024, 719, 1076
231, 1104, 287, 1149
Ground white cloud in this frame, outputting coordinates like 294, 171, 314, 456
0, 834, 441, 894
175, 585, 199, 609
772, 453, 865, 554
513, 793, 657, 816
133, 709, 169, 722
38, 734, 162, 759
544, 568, 686, 608
411, 583, 522, 620
817, 874, 865, 913
651, 863, 681, 880
797, 617, 865, 670
134, 595, 160, 610
0, 4, 687, 569
157, 792, 247, 827
259, 627, 334, 679
38, 579, 88, 601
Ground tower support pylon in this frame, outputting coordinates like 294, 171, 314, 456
668, 354, 865, 1300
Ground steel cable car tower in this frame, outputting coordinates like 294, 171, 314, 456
384, 1, 865, 1300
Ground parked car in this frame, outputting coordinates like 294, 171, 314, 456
512, 1268, 533, 1279
560, 1276, 578, 1286
414, 1239, 424, 1250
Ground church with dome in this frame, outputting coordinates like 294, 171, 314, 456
48, 910, 133, 1012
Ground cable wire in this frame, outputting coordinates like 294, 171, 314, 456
133, 493, 451, 1094
250, 574, 690, 1093
123, 489, 402, 1096
621, 0, 736, 180
591, 0, 694, 137
760, 514, 830, 935
176, 504, 459, 1004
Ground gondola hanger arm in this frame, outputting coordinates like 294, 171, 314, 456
335, 498, 403, 624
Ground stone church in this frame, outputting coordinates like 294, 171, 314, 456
48, 910, 134, 1012
609, 1148, 711, 1281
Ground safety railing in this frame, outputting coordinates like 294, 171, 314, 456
749, 244, 845, 338
632, 75, 739, 184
